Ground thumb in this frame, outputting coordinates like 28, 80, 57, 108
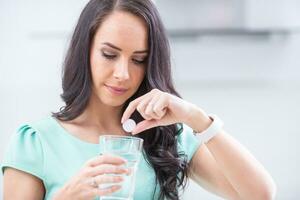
132, 119, 158, 135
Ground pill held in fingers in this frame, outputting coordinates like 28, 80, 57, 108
122, 119, 136, 133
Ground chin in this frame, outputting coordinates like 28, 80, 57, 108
101, 96, 128, 107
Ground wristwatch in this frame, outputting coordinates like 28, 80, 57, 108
194, 114, 224, 144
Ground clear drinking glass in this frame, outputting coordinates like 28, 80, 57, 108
98, 135, 143, 200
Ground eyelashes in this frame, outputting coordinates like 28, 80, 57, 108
101, 51, 147, 65
102, 52, 116, 60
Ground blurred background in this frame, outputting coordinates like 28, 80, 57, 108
1, 0, 300, 199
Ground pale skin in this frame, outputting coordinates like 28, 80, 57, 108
3, 11, 276, 200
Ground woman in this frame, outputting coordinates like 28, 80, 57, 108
2, 0, 276, 199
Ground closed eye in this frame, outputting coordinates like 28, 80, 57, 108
102, 51, 117, 60
132, 58, 146, 65
101, 49, 147, 65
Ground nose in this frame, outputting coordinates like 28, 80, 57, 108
113, 58, 130, 81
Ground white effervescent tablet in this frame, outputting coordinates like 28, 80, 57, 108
122, 119, 136, 132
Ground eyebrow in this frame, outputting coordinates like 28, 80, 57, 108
101, 42, 148, 54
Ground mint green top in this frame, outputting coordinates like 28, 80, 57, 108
1, 116, 201, 199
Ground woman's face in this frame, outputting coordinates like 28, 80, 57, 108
90, 11, 148, 107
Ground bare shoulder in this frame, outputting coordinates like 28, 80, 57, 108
3, 168, 45, 200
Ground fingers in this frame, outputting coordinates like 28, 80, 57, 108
122, 89, 168, 124
147, 95, 167, 119
85, 154, 127, 167
86, 164, 130, 177
121, 95, 144, 123
136, 97, 153, 120
144, 96, 162, 120
132, 119, 158, 135
92, 185, 122, 197
131, 95, 169, 134
94, 174, 124, 185
66, 154, 130, 199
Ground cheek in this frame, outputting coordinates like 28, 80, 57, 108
90, 49, 107, 75
90, 59, 111, 83
132, 68, 145, 86
90, 67, 106, 91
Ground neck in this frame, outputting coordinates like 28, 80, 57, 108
75, 93, 124, 133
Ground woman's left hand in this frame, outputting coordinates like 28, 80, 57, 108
121, 89, 210, 134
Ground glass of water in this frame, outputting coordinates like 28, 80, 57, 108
98, 135, 143, 200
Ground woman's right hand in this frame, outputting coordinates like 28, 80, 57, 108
53, 154, 130, 200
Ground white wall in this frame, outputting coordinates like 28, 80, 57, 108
1, 1, 300, 199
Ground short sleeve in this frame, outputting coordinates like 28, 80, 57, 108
1, 124, 44, 180
177, 124, 202, 162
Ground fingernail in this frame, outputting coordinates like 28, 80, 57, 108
121, 159, 127, 163
126, 168, 132, 175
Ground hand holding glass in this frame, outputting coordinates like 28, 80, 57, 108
98, 135, 143, 200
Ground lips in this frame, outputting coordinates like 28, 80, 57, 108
105, 84, 128, 95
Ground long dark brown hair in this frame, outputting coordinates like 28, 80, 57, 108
52, 0, 189, 199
